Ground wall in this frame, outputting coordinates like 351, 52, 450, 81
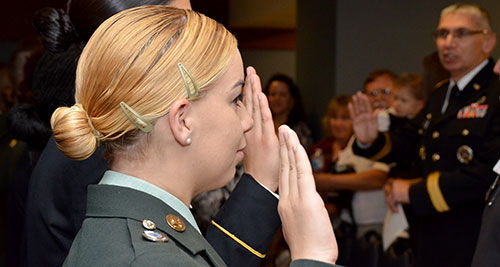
240, 49, 296, 87
335, 0, 500, 95
297, 0, 336, 140
229, 0, 297, 84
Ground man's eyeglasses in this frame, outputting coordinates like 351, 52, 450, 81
433, 28, 489, 40
368, 88, 391, 98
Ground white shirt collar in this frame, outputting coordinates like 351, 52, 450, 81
449, 59, 488, 91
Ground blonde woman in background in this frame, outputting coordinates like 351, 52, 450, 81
51, 6, 337, 266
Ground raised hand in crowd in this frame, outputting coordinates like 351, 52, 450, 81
348, 91, 379, 145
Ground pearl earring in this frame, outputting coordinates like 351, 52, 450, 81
186, 137, 192, 145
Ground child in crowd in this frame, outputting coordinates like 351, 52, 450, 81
393, 73, 425, 119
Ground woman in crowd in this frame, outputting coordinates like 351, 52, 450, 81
264, 74, 313, 148
310, 95, 389, 266
52, 6, 337, 266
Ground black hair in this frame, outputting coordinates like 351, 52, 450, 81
7, 45, 82, 148
7, 0, 173, 148
263, 73, 308, 127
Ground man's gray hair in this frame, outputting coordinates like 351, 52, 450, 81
441, 3, 492, 31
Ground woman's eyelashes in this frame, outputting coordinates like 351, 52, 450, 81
233, 93, 244, 107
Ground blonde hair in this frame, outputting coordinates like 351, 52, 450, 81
441, 3, 492, 31
51, 6, 237, 160
322, 95, 351, 138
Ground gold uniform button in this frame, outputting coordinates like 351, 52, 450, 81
9, 139, 17, 148
462, 129, 469, 136
166, 214, 186, 232
418, 129, 423, 135
432, 153, 440, 162
473, 83, 481, 90
426, 113, 432, 120
419, 146, 426, 160
142, 219, 156, 230
432, 131, 440, 139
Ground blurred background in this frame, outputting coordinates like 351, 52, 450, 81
1, 0, 500, 126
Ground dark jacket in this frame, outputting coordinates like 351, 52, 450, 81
472, 172, 500, 267
353, 59, 500, 267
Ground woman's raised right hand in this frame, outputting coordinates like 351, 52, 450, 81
277, 125, 338, 264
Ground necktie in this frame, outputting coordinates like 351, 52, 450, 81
441, 84, 459, 114
450, 84, 460, 97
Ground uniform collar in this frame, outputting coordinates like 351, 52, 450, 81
449, 59, 489, 91
86, 184, 226, 266
99, 170, 201, 234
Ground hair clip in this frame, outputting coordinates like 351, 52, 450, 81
177, 62, 199, 99
120, 102, 153, 133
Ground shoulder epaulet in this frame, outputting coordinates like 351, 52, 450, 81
434, 79, 448, 89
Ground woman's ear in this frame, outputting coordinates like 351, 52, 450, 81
168, 98, 193, 146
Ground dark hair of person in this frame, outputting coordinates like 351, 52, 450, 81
7, 0, 172, 148
33, 0, 172, 52
7, 45, 81, 148
263, 73, 308, 127
323, 95, 351, 138
394, 72, 425, 101
363, 69, 397, 91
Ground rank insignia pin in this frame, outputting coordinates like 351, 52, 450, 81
142, 230, 168, 242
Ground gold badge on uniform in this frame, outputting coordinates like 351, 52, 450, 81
142, 230, 168, 242
166, 214, 186, 232
142, 219, 156, 230
457, 145, 473, 164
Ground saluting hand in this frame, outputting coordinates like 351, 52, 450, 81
242, 66, 279, 192
278, 125, 338, 264
348, 91, 379, 145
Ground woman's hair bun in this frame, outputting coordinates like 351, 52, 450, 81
33, 7, 77, 53
50, 105, 98, 160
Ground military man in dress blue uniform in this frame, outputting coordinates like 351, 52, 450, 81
349, 3, 500, 267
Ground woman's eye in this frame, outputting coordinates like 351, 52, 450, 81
233, 93, 244, 106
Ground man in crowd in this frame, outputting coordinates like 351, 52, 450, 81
349, 3, 500, 266
363, 69, 397, 132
